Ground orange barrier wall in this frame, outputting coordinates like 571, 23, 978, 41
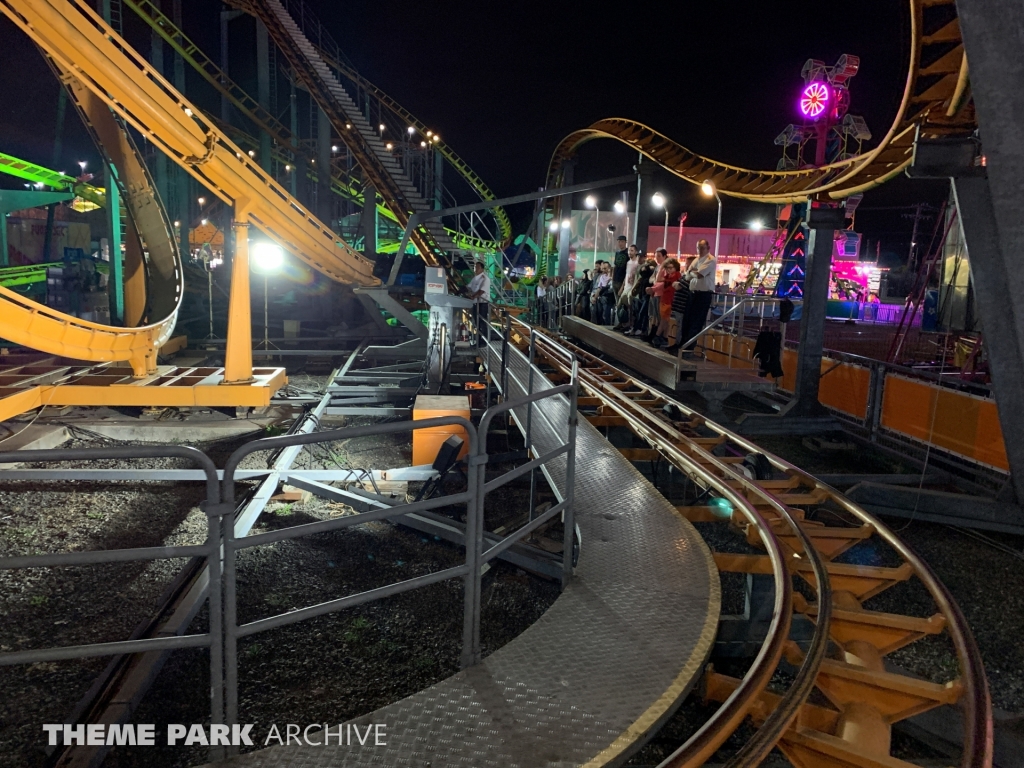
881, 374, 1009, 471
701, 331, 1007, 470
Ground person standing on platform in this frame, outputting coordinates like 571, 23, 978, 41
612, 236, 629, 298
615, 244, 640, 329
578, 269, 593, 321
680, 239, 717, 352
591, 261, 613, 325
467, 259, 491, 346
650, 258, 681, 348
628, 256, 657, 335
536, 276, 549, 327
643, 248, 669, 342
665, 256, 695, 354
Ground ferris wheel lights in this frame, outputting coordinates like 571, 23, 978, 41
799, 81, 831, 119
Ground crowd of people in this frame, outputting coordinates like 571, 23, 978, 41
533, 235, 718, 356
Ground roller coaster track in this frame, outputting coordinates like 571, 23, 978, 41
226, 0, 458, 269
548, 0, 975, 203
0, 0, 376, 374
0, 150, 106, 208
123, 0, 505, 254
506, 317, 992, 767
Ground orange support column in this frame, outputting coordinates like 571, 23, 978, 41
223, 213, 253, 384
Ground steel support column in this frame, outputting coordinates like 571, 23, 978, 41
362, 184, 377, 260
106, 165, 124, 323
317, 107, 331, 226
256, 20, 272, 174
634, 157, 655, 255
955, 0, 1024, 502
223, 215, 253, 384
556, 160, 574, 277
781, 210, 839, 418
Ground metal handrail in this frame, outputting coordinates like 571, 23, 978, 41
0, 445, 227, 759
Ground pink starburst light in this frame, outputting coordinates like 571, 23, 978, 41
799, 81, 830, 119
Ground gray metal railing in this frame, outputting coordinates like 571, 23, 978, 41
0, 374, 578, 761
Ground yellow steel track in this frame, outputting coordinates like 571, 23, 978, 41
0, 0, 376, 375
548, 0, 974, 203
507, 317, 992, 767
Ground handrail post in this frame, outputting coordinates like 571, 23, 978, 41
526, 330, 537, 521
561, 359, 578, 587
501, 311, 511, 401
203, 495, 227, 762
461, 430, 483, 668
223, 470, 240, 753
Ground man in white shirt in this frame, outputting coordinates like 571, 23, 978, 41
680, 239, 717, 351
467, 260, 491, 346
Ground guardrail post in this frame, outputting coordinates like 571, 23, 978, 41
461, 436, 484, 668
222, 465, 241, 755
526, 330, 537, 521
202, 496, 230, 762
561, 359, 578, 587
501, 311, 511, 401
868, 363, 886, 441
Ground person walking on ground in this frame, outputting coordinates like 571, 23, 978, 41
680, 239, 717, 352
467, 259, 491, 346
650, 258, 681, 348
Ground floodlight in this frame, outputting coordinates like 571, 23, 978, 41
252, 242, 284, 272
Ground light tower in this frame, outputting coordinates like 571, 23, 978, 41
774, 55, 871, 170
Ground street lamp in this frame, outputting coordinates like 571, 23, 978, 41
613, 200, 629, 246
78, 161, 87, 174
701, 180, 722, 259
749, 220, 763, 231
585, 195, 599, 263
252, 242, 284, 350
652, 193, 669, 251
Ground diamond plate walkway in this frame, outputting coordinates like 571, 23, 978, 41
210, 339, 719, 767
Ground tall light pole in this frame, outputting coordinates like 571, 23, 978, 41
585, 195, 599, 264
613, 199, 626, 244
701, 180, 722, 259
252, 242, 284, 350
677, 212, 688, 259
652, 193, 669, 251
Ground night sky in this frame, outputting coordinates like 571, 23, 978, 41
0, 0, 950, 264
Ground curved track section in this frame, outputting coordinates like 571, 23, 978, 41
0, 0, 376, 373
548, 0, 974, 202
531, 319, 991, 767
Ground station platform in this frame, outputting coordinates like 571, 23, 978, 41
209, 335, 720, 767
561, 317, 775, 418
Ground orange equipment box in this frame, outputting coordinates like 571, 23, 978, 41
412, 395, 471, 466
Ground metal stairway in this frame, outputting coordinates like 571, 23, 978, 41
241, 0, 456, 267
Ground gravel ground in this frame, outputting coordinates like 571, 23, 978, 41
0, 414, 560, 768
